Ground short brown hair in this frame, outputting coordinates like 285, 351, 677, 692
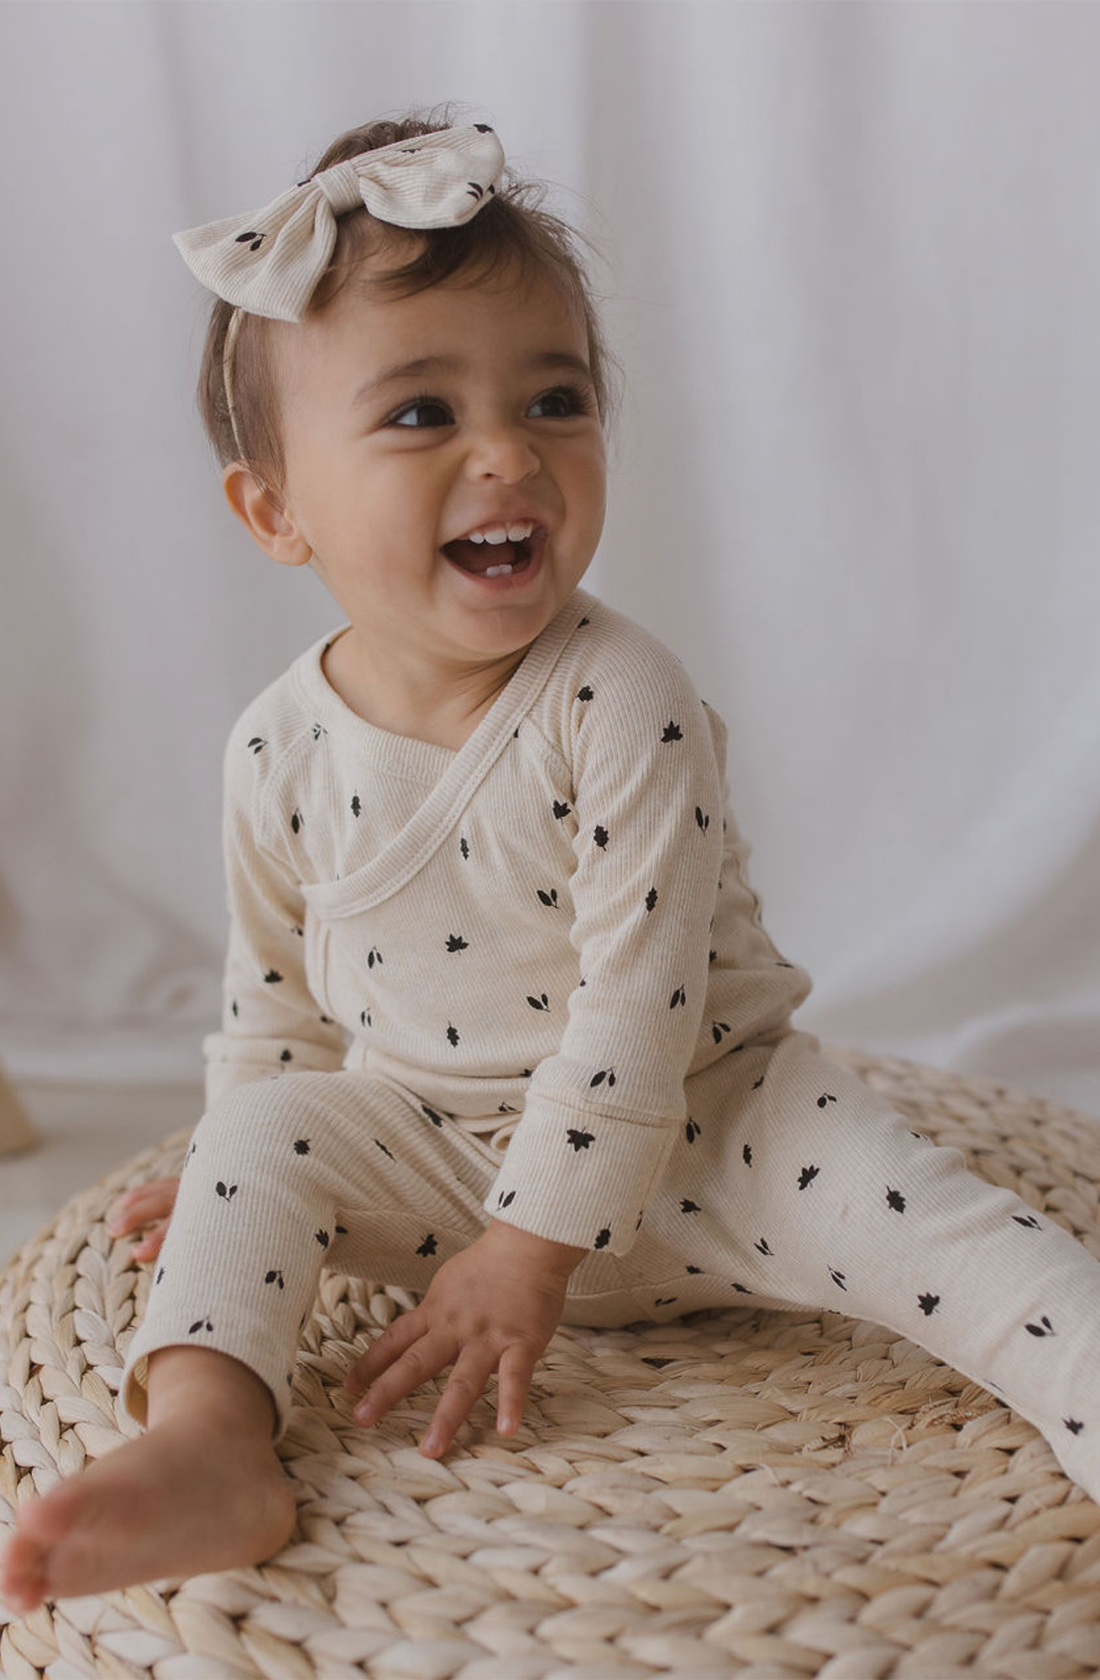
195, 102, 623, 502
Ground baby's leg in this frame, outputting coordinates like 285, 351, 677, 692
664, 1036, 1100, 1501
2, 1068, 488, 1612
0, 1345, 294, 1614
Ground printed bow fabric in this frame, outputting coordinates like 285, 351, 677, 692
173, 124, 506, 322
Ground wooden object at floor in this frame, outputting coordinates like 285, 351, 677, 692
0, 1063, 36, 1158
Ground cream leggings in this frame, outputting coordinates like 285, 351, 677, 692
121, 1032, 1100, 1503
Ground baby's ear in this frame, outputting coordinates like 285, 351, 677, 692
222, 461, 312, 568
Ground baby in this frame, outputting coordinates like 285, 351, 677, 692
6, 106, 1100, 1613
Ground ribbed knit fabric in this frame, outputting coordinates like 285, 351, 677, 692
117, 586, 1100, 1497
202, 587, 813, 1257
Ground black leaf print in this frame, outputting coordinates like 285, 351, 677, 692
655, 1297, 677, 1307
446, 934, 469, 951
292, 925, 303, 938
829, 1268, 847, 1291
155, 1267, 165, 1285
216, 1182, 238, 1200
711, 1020, 732, 1045
917, 1293, 939, 1316
817, 1092, 838, 1108
264, 970, 283, 984
247, 736, 266, 754
361, 1009, 371, 1027
416, 1233, 438, 1256
446, 1023, 460, 1046
460, 835, 470, 859
231, 1000, 239, 1018
644, 888, 658, 913
351, 794, 361, 817
315, 1229, 329, 1248
593, 824, 609, 849
497, 1102, 519, 1114
498, 1189, 516, 1208
590, 1067, 617, 1088
886, 1186, 907, 1213
661, 720, 683, 742
1066, 1419, 1085, 1435
280, 1049, 292, 1062
235, 230, 266, 252
421, 1105, 445, 1127
593, 1227, 611, 1249
1026, 1315, 1056, 1338
743, 1143, 752, 1165
527, 993, 550, 1011
680, 1199, 701, 1215
265, 1269, 285, 1289
752, 1076, 764, 1091
336, 1225, 347, 1234
311, 722, 326, 740
797, 1165, 819, 1189
686, 1265, 702, 1274
474, 122, 494, 132
670, 985, 687, 1009
577, 684, 593, 702
291, 809, 303, 834
320, 1014, 336, 1025
553, 800, 572, 820
537, 888, 560, 908
578, 615, 590, 627
466, 181, 485, 201
188, 1318, 214, 1333
709, 950, 717, 964
1013, 1213, 1042, 1229
685, 1119, 700, 1143
367, 947, 383, 968
754, 1237, 774, 1256
695, 807, 709, 831
294, 1138, 310, 1155
732, 1282, 752, 1294
567, 1128, 595, 1151
635, 1210, 644, 1229
375, 1138, 395, 1159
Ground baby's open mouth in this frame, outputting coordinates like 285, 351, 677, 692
442, 532, 537, 576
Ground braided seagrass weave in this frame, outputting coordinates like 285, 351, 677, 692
3, 1045, 1100, 1679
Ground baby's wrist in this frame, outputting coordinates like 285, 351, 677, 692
484, 1217, 587, 1276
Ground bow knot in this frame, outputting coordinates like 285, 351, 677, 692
313, 157, 368, 218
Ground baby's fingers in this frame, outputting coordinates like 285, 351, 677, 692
129, 1219, 170, 1261
495, 1343, 536, 1435
106, 1178, 179, 1235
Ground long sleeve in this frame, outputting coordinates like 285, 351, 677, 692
201, 726, 348, 1109
481, 639, 726, 1256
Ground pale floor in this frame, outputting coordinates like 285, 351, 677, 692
0, 1082, 204, 1271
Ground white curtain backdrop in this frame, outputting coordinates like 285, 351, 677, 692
2, 0, 1097, 1116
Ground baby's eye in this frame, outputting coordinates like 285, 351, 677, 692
529, 384, 592, 418
390, 397, 452, 429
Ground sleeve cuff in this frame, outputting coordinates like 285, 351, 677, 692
480, 1094, 678, 1257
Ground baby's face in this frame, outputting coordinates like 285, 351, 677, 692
269, 243, 607, 680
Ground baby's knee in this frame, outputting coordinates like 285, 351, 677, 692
190, 1071, 349, 1163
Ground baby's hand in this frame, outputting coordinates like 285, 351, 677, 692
344, 1220, 585, 1457
106, 1176, 180, 1261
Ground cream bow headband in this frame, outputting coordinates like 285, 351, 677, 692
173, 124, 506, 458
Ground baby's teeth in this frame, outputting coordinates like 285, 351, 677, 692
483, 528, 509, 544
484, 563, 515, 577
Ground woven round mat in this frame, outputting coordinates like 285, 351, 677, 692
3, 1047, 1100, 1680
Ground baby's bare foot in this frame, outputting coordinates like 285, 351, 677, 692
0, 1414, 296, 1613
